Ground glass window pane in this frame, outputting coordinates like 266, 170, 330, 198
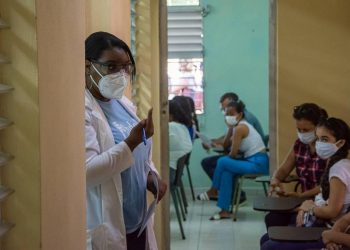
167, 0, 199, 6
168, 58, 204, 114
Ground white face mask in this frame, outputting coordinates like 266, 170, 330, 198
90, 63, 129, 100
315, 141, 340, 159
297, 131, 317, 144
225, 116, 238, 126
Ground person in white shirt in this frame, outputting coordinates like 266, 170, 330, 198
168, 99, 193, 184
198, 100, 269, 220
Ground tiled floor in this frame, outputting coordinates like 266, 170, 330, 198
170, 189, 267, 250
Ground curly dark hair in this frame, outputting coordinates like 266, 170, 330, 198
318, 118, 350, 200
293, 103, 328, 125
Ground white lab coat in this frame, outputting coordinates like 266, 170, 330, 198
85, 89, 158, 250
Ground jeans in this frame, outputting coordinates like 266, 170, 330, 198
212, 152, 269, 211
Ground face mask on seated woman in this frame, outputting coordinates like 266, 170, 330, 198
297, 131, 317, 144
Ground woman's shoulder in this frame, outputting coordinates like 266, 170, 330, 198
169, 121, 187, 131
236, 121, 249, 130
332, 158, 350, 169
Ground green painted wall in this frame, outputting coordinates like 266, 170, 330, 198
184, 0, 269, 189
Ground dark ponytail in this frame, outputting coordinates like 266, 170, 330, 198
319, 118, 350, 200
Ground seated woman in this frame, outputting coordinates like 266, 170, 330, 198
261, 117, 350, 250
168, 99, 193, 185
198, 100, 269, 220
266, 103, 328, 229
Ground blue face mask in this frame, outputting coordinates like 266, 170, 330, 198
315, 141, 340, 159
297, 131, 316, 144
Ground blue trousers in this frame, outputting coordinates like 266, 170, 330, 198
212, 152, 269, 211
201, 154, 223, 180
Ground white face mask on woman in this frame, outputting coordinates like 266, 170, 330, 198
297, 131, 317, 144
90, 63, 129, 99
225, 116, 238, 126
315, 141, 340, 159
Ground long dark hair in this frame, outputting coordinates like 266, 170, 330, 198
319, 118, 350, 200
85, 31, 136, 81
169, 99, 192, 127
172, 95, 199, 132
293, 103, 328, 125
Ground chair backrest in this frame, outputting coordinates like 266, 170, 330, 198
263, 134, 269, 148
174, 153, 190, 187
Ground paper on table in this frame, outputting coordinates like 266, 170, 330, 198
137, 170, 159, 237
195, 131, 224, 151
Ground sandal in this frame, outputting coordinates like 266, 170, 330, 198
209, 213, 231, 221
196, 192, 218, 201
197, 192, 210, 201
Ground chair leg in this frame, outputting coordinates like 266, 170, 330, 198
186, 164, 196, 201
179, 180, 188, 214
233, 177, 243, 221
262, 182, 268, 196
171, 190, 186, 239
176, 188, 186, 221
231, 176, 240, 212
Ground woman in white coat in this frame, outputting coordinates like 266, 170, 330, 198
85, 32, 167, 250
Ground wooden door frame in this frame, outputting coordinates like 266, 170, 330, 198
269, 0, 277, 174
159, 0, 170, 249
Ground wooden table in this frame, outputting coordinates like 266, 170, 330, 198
253, 196, 307, 212
268, 226, 327, 241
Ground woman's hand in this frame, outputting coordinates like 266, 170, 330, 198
296, 209, 304, 227
125, 108, 154, 151
156, 179, 167, 203
144, 108, 154, 138
325, 242, 342, 250
322, 230, 336, 245
299, 200, 315, 211
147, 173, 167, 203
268, 177, 284, 196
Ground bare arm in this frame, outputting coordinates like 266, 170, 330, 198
313, 177, 346, 219
322, 212, 350, 249
298, 186, 321, 198
223, 128, 233, 149
269, 146, 296, 195
272, 146, 296, 182
323, 230, 350, 248
228, 125, 248, 158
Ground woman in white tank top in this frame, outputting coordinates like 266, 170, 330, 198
198, 100, 269, 220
